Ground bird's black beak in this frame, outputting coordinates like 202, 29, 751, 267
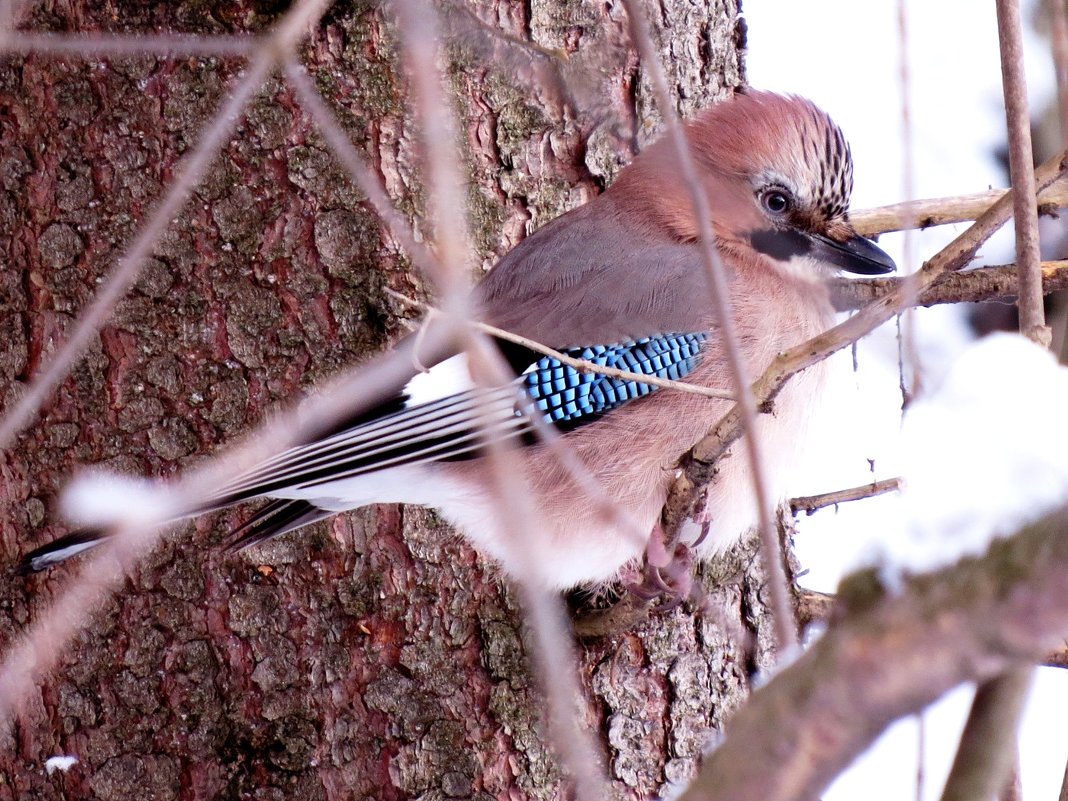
749, 228, 896, 276
808, 231, 896, 276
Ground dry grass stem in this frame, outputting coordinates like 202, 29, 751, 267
384, 288, 735, 401
621, 0, 798, 654
0, 32, 258, 57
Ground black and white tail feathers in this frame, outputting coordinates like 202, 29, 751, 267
16, 332, 709, 574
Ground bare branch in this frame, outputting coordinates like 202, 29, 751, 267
790, 478, 902, 515
850, 179, 1068, 237
662, 150, 1068, 565
393, 3, 610, 797
281, 60, 444, 287
1051, 0, 1068, 146
384, 288, 735, 401
939, 668, 1034, 801
895, 0, 922, 398
997, 0, 1049, 345
832, 260, 1068, 310
939, 10, 1053, 797
0, 32, 258, 57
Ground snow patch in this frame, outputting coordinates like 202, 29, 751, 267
61, 471, 180, 529
860, 334, 1068, 580
44, 755, 78, 774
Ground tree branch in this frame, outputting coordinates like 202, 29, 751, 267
790, 478, 902, 515
832, 260, 1068, 311
678, 504, 1068, 801
850, 179, 1068, 237
623, 0, 797, 653
997, 0, 1048, 345
939, 668, 1034, 801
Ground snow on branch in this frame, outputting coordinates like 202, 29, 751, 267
677, 502, 1068, 801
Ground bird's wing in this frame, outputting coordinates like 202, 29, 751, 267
209, 331, 708, 507
475, 198, 718, 345
214, 202, 717, 509
18, 205, 717, 570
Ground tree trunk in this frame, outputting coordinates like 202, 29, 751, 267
0, 2, 762, 799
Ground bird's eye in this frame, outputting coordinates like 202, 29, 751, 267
760, 189, 791, 215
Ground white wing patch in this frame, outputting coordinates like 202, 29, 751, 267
404, 354, 476, 407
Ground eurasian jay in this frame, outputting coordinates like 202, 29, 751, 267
18, 90, 894, 588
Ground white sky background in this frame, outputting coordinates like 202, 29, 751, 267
743, 1, 1067, 799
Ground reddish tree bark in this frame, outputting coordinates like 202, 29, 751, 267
0, 2, 756, 799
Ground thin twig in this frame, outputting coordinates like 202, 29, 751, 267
915, 711, 926, 801
1049, 0, 1068, 146
998, 0, 1050, 345
621, 0, 797, 654
1045, 0, 1068, 360
282, 60, 442, 285
789, 478, 902, 515
0, 525, 148, 721
1059, 729, 1068, 801
896, 0, 922, 399
939, 668, 1035, 801
942, 8, 1051, 799
0, 32, 258, 57
0, 0, 344, 723
287, 52, 651, 571
442, 1, 567, 62
0, 0, 334, 453
393, 4, 609, 799
849, 179, 1068, 237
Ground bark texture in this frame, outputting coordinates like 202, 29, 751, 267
0, 1, 755, 799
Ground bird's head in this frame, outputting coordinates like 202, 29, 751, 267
614, 90, 896, 280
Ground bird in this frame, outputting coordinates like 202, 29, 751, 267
17, 90, 894, 589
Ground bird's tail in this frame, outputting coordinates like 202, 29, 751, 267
16, 528, 110, 575
16, 496, 333, 575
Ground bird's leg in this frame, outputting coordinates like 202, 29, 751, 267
623, 523, 699, 609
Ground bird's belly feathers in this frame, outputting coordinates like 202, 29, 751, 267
435, 356, 826, 590
272, 300, 831, 590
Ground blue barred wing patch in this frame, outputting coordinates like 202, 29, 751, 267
522, 333, 708, 424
